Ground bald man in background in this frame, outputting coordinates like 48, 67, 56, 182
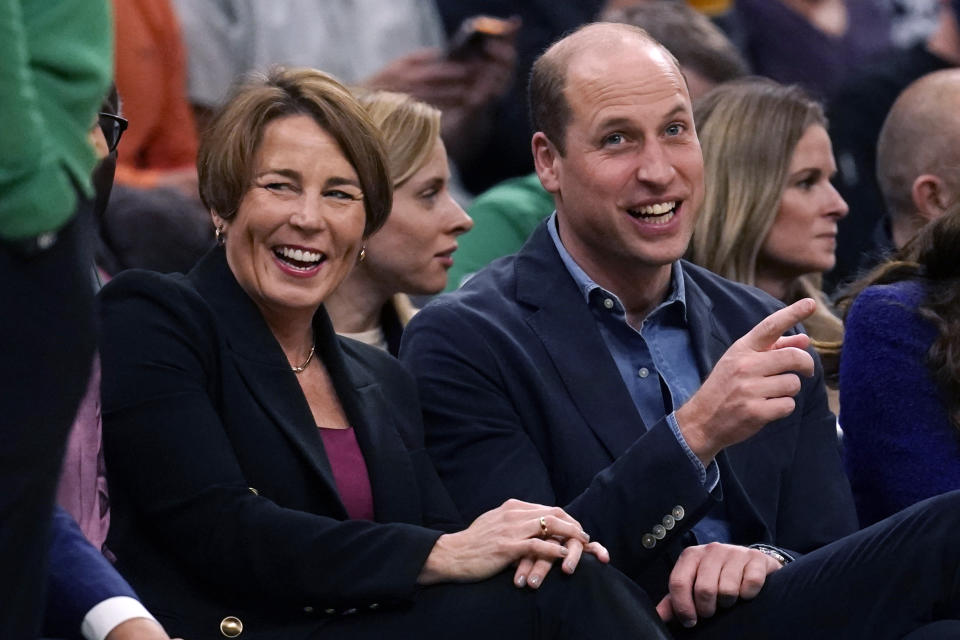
868, 68, 960, 265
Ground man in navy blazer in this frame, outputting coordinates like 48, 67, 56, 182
44, 507, 171, 640
403, 22, 960, 638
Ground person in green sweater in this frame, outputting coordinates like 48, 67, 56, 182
0, 1, 113, 637
445, 0, 748, 292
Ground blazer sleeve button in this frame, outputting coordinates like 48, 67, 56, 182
652, 524, 667, 539
219, 616, 243, 637
248, 487, 259, 495
662, 514, 675, 530
672, 505, 685, 521
642, 533, 656, 549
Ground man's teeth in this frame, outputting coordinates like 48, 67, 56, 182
629, 201, 677, 224
637, 201, 675, 215
276, 246, 323, 264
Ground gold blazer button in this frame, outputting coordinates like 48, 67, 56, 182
220, 616, 243, 637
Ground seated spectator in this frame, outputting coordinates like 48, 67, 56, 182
825, 0, 959, 293
690, 77, 848, 408
170, 0, 515, 179
112, 0, 199, 197
867, 68, 960, 271
98, 66, 671, 640
48, 83, 175, 640
839, 201, 960, 526
101, 0, 213, 275
61, 85, 126, 554
403, 22, 960, 637
445, 1, 749, 291
326, 91, 472, 355
734, 0, 892, 100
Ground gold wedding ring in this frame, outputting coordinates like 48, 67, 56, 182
539, 516, 548, 538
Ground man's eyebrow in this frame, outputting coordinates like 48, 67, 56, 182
596, 116, 635, 132
661, 103, 689, 122
595, 103, 691, 132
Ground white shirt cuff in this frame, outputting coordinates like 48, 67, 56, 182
82, 596, 156, 640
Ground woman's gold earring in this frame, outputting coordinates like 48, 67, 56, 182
215, 224, 225, 246
358, 246, 366, 264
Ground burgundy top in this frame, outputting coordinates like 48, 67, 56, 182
318, 427, 375, 520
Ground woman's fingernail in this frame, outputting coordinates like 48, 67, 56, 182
582, 530, 590, 542
516, 575, 526, 587
529, 575, 540, 587
559, 547, 569, 555
681, 619, 697, 629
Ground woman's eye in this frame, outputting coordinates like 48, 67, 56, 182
420, 188, 440, 200
265, 182, 291, 192
326, 189, 360, 200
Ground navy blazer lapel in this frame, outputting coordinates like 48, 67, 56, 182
189, 249, 344, 514
516, 224, 646, 459
682, 267, 769, 538
316, 323, 423, 525
681, 267, 730, 382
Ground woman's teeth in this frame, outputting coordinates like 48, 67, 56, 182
275, 246, 323, 268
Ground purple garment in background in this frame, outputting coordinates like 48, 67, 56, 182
57, 355, 110, 553
736, 0, 893, 99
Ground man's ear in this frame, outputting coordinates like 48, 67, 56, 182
532, 132, 562, 195
911, 174, 951, 222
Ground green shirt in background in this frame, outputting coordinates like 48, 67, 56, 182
0, 0, 113, 240
445, 173, 554, 292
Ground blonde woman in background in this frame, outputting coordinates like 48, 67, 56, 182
690, 77, 849, 410
326, 90, 473, 355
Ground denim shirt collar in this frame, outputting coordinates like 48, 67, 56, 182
546, 212, 687, 321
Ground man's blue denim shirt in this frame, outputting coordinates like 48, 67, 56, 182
548, 212, 729, 543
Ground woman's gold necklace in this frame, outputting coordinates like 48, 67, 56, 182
291, 344, 315, 373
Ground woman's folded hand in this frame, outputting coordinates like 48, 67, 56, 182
417, 498, 607, 587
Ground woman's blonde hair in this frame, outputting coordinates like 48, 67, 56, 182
691, 77, 843, 378
691, 77, 826, 284
355, 90, 442, 188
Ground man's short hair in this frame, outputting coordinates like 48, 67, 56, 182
528, 22, 679, 156
600, 1, 748, 87
876, 69, 960, 220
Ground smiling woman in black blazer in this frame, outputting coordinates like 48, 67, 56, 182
97, 67, 668, 640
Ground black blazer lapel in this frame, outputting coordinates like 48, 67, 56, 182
190, 249, 346, 516
314, 314, 424, 525
516, 225, 647, 459
683, 268, 769, 540
681, 269, 729, 383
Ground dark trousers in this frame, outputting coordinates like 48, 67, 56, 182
319, 555, 672, 639
674, 491, 960, 639
0, 212, 96, 639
